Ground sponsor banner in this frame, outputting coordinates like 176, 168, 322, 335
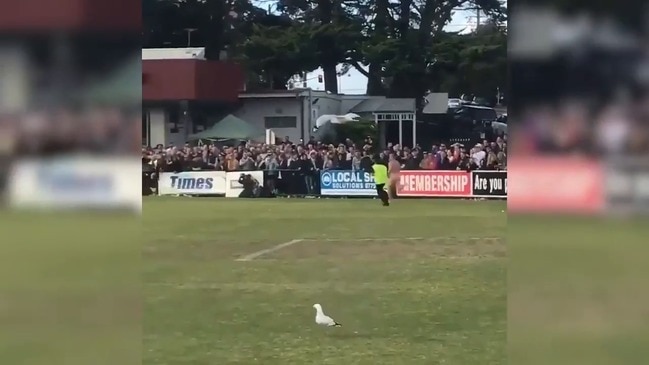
471, 171, 507, 197
8, 157, 142, 211
158, 171, 226, 195
507, 157, 604, 214
398, 170, 471, 197
604, 157, 649, 214
320, 170, 376, 196
225, 171, 264, 198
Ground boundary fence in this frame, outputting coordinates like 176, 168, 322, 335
146, 169, 507, 199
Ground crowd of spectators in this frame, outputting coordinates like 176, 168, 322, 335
1, 108, 141, 156
142, 133, 507, 196
142, 134, 507, 175
513, 97, 649, 156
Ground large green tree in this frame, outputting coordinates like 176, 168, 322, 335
143, 0, 265, 59
143, 0, 507, 99
351, 0, 506, 102
427, 20, 507, 98
266, 0, 366, 93
253, 0, 506, 100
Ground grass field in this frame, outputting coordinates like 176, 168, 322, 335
143, 198, 507, 365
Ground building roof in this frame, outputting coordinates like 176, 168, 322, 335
238, 89, 305, 98
349, 97, 415, 113
142, 48, 206, 60
422, 93, 449, 114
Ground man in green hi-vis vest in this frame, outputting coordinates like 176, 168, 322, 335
370, 154, 390, 206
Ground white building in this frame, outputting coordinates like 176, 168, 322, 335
142, 47, 427, 148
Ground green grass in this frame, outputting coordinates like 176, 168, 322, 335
509, 215, 649, 365
143, 198, 507, 365
0, 212, 140, 365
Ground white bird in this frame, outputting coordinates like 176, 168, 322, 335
313, 303, 342, 327
314, 113, 361, 129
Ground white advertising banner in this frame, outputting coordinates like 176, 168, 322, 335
158, 171, 226, 195
8, 157, 142, 211
225, 171, 264, 198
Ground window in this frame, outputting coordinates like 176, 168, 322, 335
264, 116, 297, 129
142, 110, 149, 146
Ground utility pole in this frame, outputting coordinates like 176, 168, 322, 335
184, 28, 197, 47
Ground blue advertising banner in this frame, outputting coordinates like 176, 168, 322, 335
320, 170, 376, 196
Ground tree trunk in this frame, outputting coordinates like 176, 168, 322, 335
388, 69, 427, 110
366, 63, 385, 96
322, 62, 338, 94
365, 0, 389, 96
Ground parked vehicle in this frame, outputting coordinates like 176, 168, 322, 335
447, 98, 462, 109
453, 105, 498, 124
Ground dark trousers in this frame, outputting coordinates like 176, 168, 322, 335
375, 184, 390, 205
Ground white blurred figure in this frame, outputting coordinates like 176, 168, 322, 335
313, 113, 361, 130
595, 104, 631, 155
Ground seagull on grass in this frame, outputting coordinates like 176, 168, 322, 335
313, 303, 342, 327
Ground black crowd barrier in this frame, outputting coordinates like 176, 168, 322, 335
267, 169, 322, 196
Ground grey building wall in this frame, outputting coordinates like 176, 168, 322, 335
233, 90, 377, 143
233, 96, 309, 142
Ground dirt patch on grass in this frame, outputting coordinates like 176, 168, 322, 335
266, 237, 506, 261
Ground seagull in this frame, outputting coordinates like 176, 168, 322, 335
313, 303, 342, 327
314, 113, 361, 129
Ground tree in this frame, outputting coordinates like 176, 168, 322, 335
264, 0, 366, 93
143, 0, 507, 101
242, 19, 322, 90
427, 20, 507, 99
143, 0, 265, 59
350, 0, 507, 103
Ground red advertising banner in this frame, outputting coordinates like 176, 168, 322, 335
507, 157, 605, 214
398, 170, 472, 197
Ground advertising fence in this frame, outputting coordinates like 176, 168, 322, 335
319, 169, 506, 198
9, 157, 142, 211
319, 170, 375, 196
147, 157, 649, 215
507, 157, 604, 213
158, 171, 264, 197
153, 169, 507, 199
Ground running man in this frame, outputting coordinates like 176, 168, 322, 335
371, 154, 390, 206
387, 153, 400, 200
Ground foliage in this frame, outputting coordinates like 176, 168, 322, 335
143, 0, 507, 100
316, 119, 378, 145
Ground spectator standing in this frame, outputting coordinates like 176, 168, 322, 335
437, 151, 451, 170
403, 151, 419, 170
260, 153, 279, 194
225, 154, 239, 171
351, 151, 362, 171
419, 152, 436, 169
239, 152, 256, 170
485, 148, 499, 170
471, 144, 486, 168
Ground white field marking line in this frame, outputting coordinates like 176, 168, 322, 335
236, 239, 304, 261
304, 236, 502, 242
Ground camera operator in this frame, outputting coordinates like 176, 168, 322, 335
237, 173, 259, 198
